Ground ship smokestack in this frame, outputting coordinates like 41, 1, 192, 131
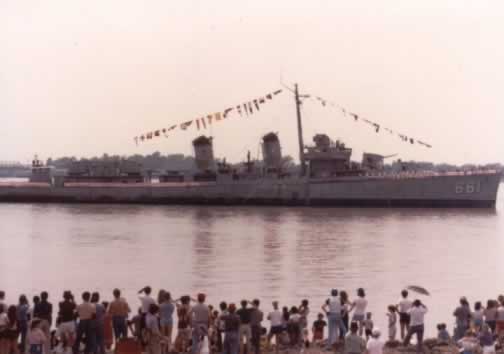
192, 135, 215, 172
262, 132, 282, 173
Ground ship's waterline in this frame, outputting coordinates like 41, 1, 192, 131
0, 185, 502, 337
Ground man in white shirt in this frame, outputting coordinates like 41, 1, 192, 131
366, 329, 384, 354
404, 300, 428, 352
267, 301, 282, 353
397, 290, 413, 340
322, 289, 342, 348
139, 286, 156, 314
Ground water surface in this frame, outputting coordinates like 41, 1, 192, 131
0, 185, 502, 336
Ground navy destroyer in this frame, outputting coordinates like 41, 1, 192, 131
0, 84, 500, 207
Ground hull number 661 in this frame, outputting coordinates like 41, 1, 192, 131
455, 182, 481, 194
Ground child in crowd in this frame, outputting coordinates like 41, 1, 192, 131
128, 308, 143, 342
312, 313, 327, 345
287, 307, 302, 347
366, 329, 384, 354
472, 302, 484, 332
344, 322, 366, 354
363, 312, 374, 340
28, 320, 47, 354
437, 323, 450, 344
386, 305, 397, 341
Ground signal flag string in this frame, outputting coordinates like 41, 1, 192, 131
308, 95, 433, 148
133, 89, 283, 146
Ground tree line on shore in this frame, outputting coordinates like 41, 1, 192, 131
1, 153, 502, 178
45, 153, 503, 176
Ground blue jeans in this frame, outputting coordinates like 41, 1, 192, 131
19, 320, 28, 353
191, 323, 208, 354
112, 316, 128, 340
404, 324, 424, 351
328, 313, 342, 345
74, 319, 96, 354
223, 331, 239, 354
95, 321, 105, 354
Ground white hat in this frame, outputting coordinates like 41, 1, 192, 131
372, 328, 381, 337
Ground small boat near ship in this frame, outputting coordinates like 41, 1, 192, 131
0, 85, 501, 207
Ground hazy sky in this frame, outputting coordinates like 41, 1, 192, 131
2, 0, 504, 165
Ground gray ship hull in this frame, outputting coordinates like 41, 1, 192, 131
0, 172, 500, 208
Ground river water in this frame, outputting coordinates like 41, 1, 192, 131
0, 184, 502, 336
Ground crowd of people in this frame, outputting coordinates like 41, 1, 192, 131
1, 287, 504, 354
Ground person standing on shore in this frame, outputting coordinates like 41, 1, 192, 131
216, 302, 228, 353
266, 302, 282, 353
159, 292, 174, 354
30, 297, 40, 325
191, 294, 210, 354
138, 287, 155, 348
237, 300, 252, 354
222, 304, 240, 354
363, 312, 374, 340
386, 305, 397, 341
4, 305, 20, 354
484, 300, 498, 333
287, 307, 302, 347
250, 300, 263, 354
495, 299, 504, 336
17, 295, 30, 354
174, 296, 191, 353
108, 289, 130, 343
58, 291, 77, 353
139, 287, 155, 315
34, 292, 52, 354
350, 288, 368, 337
322, 289, 343, 348
472, 302, 484, 332
299, 300, 310, 347
340, 291, 350, 340
91, 292, 105, 354
453, 297, 471, 341
74, 292, 96, 354
397, 290, 412, 340
145, 304, 162, 354
404, 299, 427, 352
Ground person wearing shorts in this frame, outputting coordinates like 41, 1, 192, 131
350, 289, 368, 337
58, 291, 77, 350
267, 301, 283, 353
397, 290, 412, 340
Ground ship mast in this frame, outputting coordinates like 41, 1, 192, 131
294, 83, 307, 176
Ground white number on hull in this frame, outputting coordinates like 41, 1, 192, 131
455, 182, 481, 194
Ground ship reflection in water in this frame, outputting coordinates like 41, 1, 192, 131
0, 192, 502, 335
